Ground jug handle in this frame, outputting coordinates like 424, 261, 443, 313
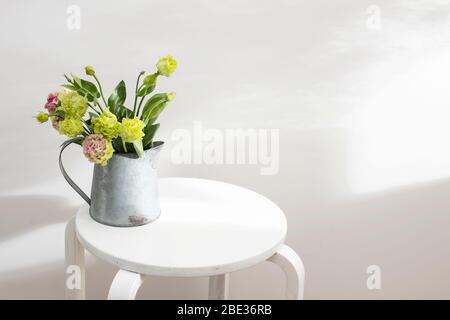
59, 137, 91, 205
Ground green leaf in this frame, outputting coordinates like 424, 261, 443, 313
112, 137, 125, 153
141, 93, 169, 124
132, 140, 144, 157
116, 105, 133, 121
137, 84, 155, 97
53, 110, 65, 119
120, 141, 137, 153
108, 80, 126, 111
63, 74, 83, 95
61, 84, 78, 91
80, 79, 100, 98
64, 76, 96, 102
147, 102, 167, 123
72, 74, 82, 87
106, 81, 130, 120
142, 123, 160, 149
64, 74, 74, 84
86, 93, 95, 102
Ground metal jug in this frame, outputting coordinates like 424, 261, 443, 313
59, 140, 164, 227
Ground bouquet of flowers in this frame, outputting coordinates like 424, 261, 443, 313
35, 55, 177, 166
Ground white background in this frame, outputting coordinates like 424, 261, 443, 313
1, 0, 450, 299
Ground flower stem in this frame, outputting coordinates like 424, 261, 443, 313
95, 99, 104, 112
87, 103, 101, 115
136, 96, 145, 118
93, 74, 108, 108
133, 74, 144, 116
82, 120, 91, 134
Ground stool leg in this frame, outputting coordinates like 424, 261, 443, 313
108, 269, 145, 300
208, 274, 229, 299
65, 216, 85, 300
267, 244, 305, 300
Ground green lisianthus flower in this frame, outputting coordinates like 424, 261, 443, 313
59, 118, 84, 137
92, 109, 120, 140
59, 91, 87, 119
119, 117, 145, 143
156, 55, 177, 77
36, 112, 49, 123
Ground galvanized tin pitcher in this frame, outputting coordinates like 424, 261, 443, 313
59, 140, 164, 227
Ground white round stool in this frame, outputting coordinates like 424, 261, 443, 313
65, 178, 305, 300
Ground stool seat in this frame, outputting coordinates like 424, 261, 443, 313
65, 178, 304, 300
76, 178, 287, 277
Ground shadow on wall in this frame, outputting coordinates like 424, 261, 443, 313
0, 195, 229, 299
298, 177, 450, 299
0, 195, 117, 299
0, 195, 76, 298
0, 195, 77, 242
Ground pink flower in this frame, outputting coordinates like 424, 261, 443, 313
47, 92, 58, 103
44, 92, 58, 113
82, 134, 114, 166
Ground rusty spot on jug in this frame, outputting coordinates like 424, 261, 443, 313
128, 215, 147, 226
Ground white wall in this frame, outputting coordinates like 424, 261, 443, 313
1, 0, 450, 299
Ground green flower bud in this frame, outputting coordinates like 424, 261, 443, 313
143, 73, 158, 86
85, 66, 95, 76
36, 112, 49, 123
156, 55, 177, 77
167, 92, 176, 101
